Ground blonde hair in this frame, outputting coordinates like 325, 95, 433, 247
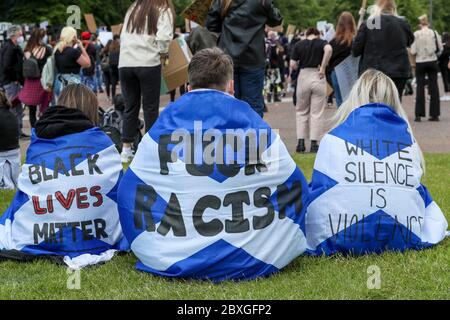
57, 84, 99, 124
369, 0, 398, 19
333, 69, 426, 172
55, 26, 77, 52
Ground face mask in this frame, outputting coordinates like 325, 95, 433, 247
42, 35, 48, 45
16, 36, 24, 45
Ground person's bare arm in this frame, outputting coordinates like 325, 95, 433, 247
319, 44, 332, 78
76, 41, 91, 68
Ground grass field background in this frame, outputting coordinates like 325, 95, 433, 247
0, 153, 449, 300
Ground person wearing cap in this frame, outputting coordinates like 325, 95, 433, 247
411, 15, 444, 122
80, 31, 98, 94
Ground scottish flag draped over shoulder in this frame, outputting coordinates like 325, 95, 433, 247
118, 90, 309, 282
306, 103, 448, 255
0, 128, 129, 268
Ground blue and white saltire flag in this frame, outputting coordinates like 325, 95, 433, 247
306, 103, 449, 256
0, 128, 129, 268
118, 89, 309, 282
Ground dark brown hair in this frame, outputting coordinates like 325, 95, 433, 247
188, 48, 234, 90
305, 27, 320, 37
126, 0, 175, 35
334, 12, 356, 47
24, 28, 46, 53
0, 89, 11, 109
58, 84, 99, 124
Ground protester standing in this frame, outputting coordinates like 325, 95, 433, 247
328, 12, 357, 108
107, 36, 120, 100
54, 26, 91, 98
18, 28, 52, 128
91, 33, 104, 94
0, 25, 27, 138
290, 28, 332, 153
119, 0, 175, 163
352, 0, 414, 100
411, 15, 443, 122
80, 31, 98, 94
438, 32, 450, 101
0, 89, 20, 189
206, 0, 283, 117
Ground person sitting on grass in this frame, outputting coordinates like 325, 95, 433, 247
305, 69, 449, 256
118, 48, 310, 282
0, 89, 20, 190
0, 84, 128, 268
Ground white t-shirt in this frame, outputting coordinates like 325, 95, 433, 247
411, 27, 443, 63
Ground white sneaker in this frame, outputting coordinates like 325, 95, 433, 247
440, 95, 450, 102
121, 149, 135, 163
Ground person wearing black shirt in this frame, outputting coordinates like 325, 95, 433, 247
290, 28, 332, 153
328, 12, 357, 107
53, 26, 91, 98
0, 89, 20, 189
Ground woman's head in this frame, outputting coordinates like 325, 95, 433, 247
334, 12, 356, 46
24, 28, 46, 52
126, 0, 175, 35
334, 69, 425, 170
305, 27, 320, 37
370, 0, 398, 17
0, 89, 11, 109
57, 84, 99, 124
56, 26, 77, 52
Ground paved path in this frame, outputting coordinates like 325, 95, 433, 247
19, 78, 450, 156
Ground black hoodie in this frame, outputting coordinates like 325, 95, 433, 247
35, 106, 94, 139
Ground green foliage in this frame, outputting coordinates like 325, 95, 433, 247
0, 1, 448, 36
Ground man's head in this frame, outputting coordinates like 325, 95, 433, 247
7, 25, 22, 44
188, 48, 234, 94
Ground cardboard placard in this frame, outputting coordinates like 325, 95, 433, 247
84, 13, 97, 33
182, 0, 213, 27
111, 24, 123, 36
162, 38, 193, 92
286, 24, 296, 36
98, 31, 113, 47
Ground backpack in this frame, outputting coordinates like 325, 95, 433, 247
40, 53, 56, 91
100, 54, 110, 72
23, 55, 41, 79
100, 107, 124, 152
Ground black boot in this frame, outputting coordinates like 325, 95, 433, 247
296, 139, 306, 153
310, 140, 319, 153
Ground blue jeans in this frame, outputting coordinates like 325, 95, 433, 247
81, 73, 97, 93
95, 64, 103, 91
234, 67, 265, 117
331, 70, 343, 108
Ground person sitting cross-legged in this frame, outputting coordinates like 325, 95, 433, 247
118, 48, 310, 282
305, 69, 448, 256
0, 84, 129, 268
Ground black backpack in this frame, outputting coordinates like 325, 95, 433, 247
23, 55, 41, 79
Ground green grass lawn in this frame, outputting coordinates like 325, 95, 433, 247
0, 154, 449, 300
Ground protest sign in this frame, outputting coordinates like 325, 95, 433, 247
0, 128, 129, 268
118, 90, 309, 282
98, 31, 113, 47
334, 55, 360, 102
84, 13, 97, 33
305, 104, 448, 256
182, 0, 213, 27
162, 37, 192, 92
111, 24, 123, 36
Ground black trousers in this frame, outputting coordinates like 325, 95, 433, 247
119, 66, 161, 143
439, 61, 450, 93
415, 61, 440, 118
391, 77, 407, 101
27, 105, 37, 128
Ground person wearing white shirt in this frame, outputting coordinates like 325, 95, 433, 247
411, 15, 444, 122
119, 0, 175, 163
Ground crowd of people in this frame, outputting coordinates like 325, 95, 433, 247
0, 0, 448, 281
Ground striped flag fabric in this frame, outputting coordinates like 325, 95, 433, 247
0, 128, 129, 268
305, 103, 448, 256
118, 89, 309, 282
